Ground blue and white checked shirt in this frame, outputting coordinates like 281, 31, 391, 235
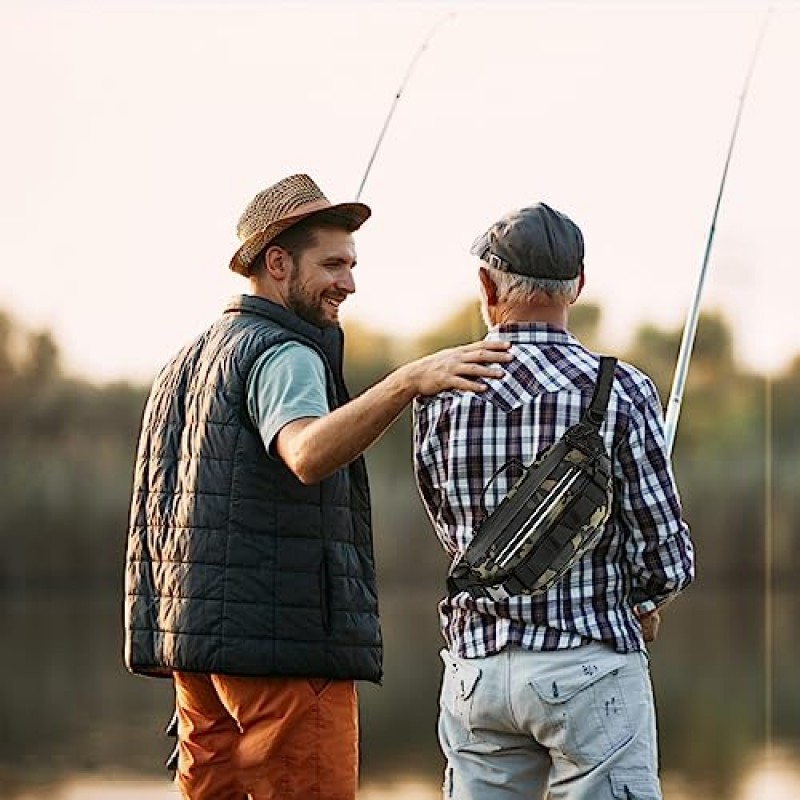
413, 324, 695, 656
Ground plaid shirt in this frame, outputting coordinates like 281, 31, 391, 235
413, 323, 694, 656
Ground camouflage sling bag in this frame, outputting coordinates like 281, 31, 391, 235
447, 356, 617, 601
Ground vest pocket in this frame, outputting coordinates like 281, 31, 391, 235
319, 552, 332, 634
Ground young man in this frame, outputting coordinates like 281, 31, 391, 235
413, 202, 695, 799
123, 173, 510, 800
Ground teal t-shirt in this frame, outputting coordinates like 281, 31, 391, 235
246, 341, 330, 457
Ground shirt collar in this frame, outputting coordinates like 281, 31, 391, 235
485, 322, 579, 347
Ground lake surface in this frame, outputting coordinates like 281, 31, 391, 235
1, 586, 798, 799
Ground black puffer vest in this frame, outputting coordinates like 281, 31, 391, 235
124, 295, 382, 683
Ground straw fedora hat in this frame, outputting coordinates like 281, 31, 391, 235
229, 174, 371, 276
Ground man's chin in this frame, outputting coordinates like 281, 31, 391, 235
317, 306, 341, 328
300, 311, 340, 329
289, 301, 340, 329
320, 302, 346, 328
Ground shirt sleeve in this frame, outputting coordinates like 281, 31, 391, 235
616, 375, 695, 608
246, 341, 330, 457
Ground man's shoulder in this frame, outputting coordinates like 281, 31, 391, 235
610, 359, 661, 407
251, 340, 324, 374
255, 338, 318, 358
514, 343, 658, 405
413, 345, 660, 413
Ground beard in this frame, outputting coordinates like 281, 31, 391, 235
286, 270, 338, 329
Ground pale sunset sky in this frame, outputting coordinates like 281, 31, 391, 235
0, 0, 797, 382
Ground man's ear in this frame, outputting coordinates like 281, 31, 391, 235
571, 269, 586, 304
264, 246, 290, 279
479, 266, 498, 305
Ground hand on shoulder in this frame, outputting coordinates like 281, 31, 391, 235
405, 340, 512, 396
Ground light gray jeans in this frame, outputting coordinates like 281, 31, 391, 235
438, 642, 662, 799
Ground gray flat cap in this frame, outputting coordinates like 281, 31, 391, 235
470, 202, 584, 280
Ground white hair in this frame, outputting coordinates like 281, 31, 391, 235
485, 265, 581, 305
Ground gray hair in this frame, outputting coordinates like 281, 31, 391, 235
485, 265, 581, 306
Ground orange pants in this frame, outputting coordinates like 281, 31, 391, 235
172, 672, 359, 800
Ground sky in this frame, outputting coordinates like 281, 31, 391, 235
0, 0, 798, 383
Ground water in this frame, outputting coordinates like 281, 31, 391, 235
1, 587, 798, 799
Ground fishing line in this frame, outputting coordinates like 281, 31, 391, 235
763, 369, 774, 760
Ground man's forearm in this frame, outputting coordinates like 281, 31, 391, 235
275, 339, 511, 484
278, 365, 416, 484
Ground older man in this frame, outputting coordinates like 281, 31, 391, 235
413, 202, 695, 799
123, 173, 510, 800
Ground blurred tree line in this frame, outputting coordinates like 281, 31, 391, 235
0, 303, 797, 593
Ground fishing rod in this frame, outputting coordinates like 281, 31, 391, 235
355, 11, 456, 202
663, 9, 773, 455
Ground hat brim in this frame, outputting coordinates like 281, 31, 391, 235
229, 201, 371, 276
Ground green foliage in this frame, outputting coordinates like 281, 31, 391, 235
410, 301, 486, 358
0, 303, 797, 591
0, 310, 147, 590
410, 300, 605, 358
570, 303, 603, 349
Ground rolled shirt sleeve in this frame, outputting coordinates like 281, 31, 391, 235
246, 341, 330, 456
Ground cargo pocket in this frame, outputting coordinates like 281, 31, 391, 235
529, 653, 633, 765
610, 770, 662, 799
439, 650, 482, 747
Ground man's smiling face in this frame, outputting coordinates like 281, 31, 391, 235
285, 228, 357, 328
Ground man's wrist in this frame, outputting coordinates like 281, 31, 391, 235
388, 361, 420, 402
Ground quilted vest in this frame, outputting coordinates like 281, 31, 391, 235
124, 294, 382, 682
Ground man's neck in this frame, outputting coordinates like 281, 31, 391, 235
248, 279, 286, 307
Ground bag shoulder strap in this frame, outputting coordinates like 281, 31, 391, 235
582, 356, 617, 430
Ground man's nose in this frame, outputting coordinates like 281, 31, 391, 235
338, 267, 356, 294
